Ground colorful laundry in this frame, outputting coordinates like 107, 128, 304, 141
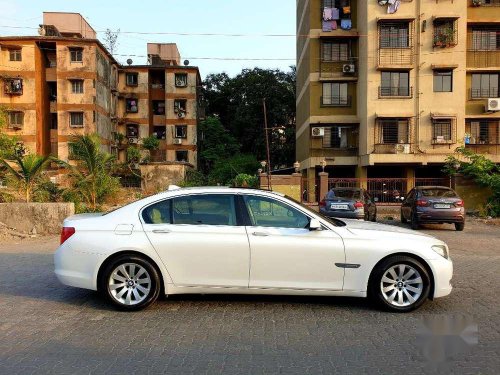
340, 19, 352, 30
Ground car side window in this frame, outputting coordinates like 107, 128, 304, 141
243, 195, 310, 229
142, 199, 171, 224
172, 194, 237, 226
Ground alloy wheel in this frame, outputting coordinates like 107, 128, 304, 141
380, 264, 423, 307
108, 263, 152, 306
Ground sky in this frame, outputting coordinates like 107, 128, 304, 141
0, 0, 297, 78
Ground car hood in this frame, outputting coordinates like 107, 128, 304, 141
343, 219, 434, 239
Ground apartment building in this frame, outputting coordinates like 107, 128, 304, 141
297, 0, 500, 188
0, 12, 201, 167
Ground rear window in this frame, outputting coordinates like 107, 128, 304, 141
420, 189, 457, 198
327, 189, 361, 199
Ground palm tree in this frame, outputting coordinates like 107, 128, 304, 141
0, 154, 53, 202
65, 134, 120, 211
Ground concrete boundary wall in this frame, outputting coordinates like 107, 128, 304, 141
0, 203, 75, 235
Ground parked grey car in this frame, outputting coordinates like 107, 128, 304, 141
401, 186, 465, 231
320, 188, 377, 221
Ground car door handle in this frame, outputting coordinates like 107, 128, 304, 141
152, 229, 171, 234
252, 232, 269, 237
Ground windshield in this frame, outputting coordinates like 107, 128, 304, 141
285, 195, 346, 227
420, 188, 457, 198
327, 189, 361, 200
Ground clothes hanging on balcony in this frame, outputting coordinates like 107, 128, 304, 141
340, 19, 352, 30
332, 8, 340, 20
387, 0, 400, 14
322, 20, 337, 32
342, 6, 351, 15
323, 7, 333, 21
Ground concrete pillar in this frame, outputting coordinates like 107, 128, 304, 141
356, 166, 368, 189
259, 173, 270, 190
405, 167, 416, 193
318, 172, 329, 201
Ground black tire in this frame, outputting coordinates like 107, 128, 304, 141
369, 255, 431, 313
455, 222, 465, 231
410, 211, 419, 230
401, 209, 407, 224
99, 254, 161, 311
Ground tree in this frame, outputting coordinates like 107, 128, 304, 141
0, 154, 53, 202
203, 67, 296, 167
197, 116, 240, 175
65, 134, 120, 212
103, 29, 120, 55
444, 146, 500, 217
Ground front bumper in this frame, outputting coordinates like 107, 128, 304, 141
428, 255, 453, 299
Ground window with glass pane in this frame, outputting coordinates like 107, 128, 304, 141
126, 73, 138, 86
322, 41, 349, 61
142, 200, 171, 224
471, 28, 500, 51
69, 48, 83, 62
380, 119, 410, 144
380, 22, 409, 48
322, 83, 348, 105
381, 71, 409, 96
471, 74, 499, 98
9, 49, 22, 61
175, 125, 187, 138
7, 111, 23, 128
434, 70, 453, 92
468, 121, 498, 144
175, 150, 188, 162
70, 112, 84, 127
432, 119, 452, 142
71, 80, 84, 94
172, 195, 237, 226
243, 195, 309, 229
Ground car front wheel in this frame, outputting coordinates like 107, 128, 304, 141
100, 255, 161, 311
369, 256, 431, 312
455, 222, 465, 231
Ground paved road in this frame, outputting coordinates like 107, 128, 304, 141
0, 220, 498, 375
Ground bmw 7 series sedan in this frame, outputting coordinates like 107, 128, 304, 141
55, 187, 453, 312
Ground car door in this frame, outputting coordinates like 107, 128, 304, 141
141, 194, 250, 288
242, 194, 346, 291
401, 189, 415, 220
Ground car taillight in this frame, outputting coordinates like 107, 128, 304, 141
455, 200, 464, 207
354, 201, 364, 209
416, 199, 429, 207
319, 199, 326, 208
60, 227, 75, 245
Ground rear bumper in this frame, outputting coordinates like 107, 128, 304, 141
320, 208, 364, 219
416, 207, 465, 224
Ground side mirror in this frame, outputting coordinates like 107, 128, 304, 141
309, 218, 322, 231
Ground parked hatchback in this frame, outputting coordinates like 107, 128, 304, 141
401, 186, 465, 231
320, 188, 377, 221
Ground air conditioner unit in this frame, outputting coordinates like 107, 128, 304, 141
311, 127, 325, 137
487, 98, 500, 112
173, 138, 183, 145
395, 144, 411, 154
342, 64, 355, 74
128, 137, 138, 144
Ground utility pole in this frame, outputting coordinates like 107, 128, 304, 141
262, 98, 272, 190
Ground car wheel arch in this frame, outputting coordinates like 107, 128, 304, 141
367, 252, 435, 300
96, 250, 167, 296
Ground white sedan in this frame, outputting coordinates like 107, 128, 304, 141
54, 187, 453, 312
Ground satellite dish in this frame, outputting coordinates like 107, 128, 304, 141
126, 58, 133, 66
183, 60, 190, 66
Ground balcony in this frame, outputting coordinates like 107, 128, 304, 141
321, 95, 352, 107
465, 120, 500, 154
433, 19, 458, 48
374, 118, 414, 154
471, 0, 500, 6
313, 125, 359, 157
378, 86, 413, 99
377, 21, 415, 69
467, 31, 500, 68
469, 88, 499, 99
373, 143, 414, 154
320, 60, 358, 80
3, 78, 23, 95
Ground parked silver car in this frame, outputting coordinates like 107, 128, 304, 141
320, 188, 377, 221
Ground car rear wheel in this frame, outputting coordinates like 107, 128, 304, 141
369, 256, 431, 312
455, 222, 465, 231
100, 255, 161, 311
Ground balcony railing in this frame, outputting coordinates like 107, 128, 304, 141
320, 59, 358, 79
469, 88, 499, 99
373, 143, 414, 154
379, 86, 413, 98
471, 0, 500, 6
465, 144, 500, 154
321, 95, 352, 107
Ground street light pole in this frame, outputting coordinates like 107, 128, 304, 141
263, 98, 272, 190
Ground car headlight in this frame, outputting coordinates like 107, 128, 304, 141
431, 245, 449, 259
